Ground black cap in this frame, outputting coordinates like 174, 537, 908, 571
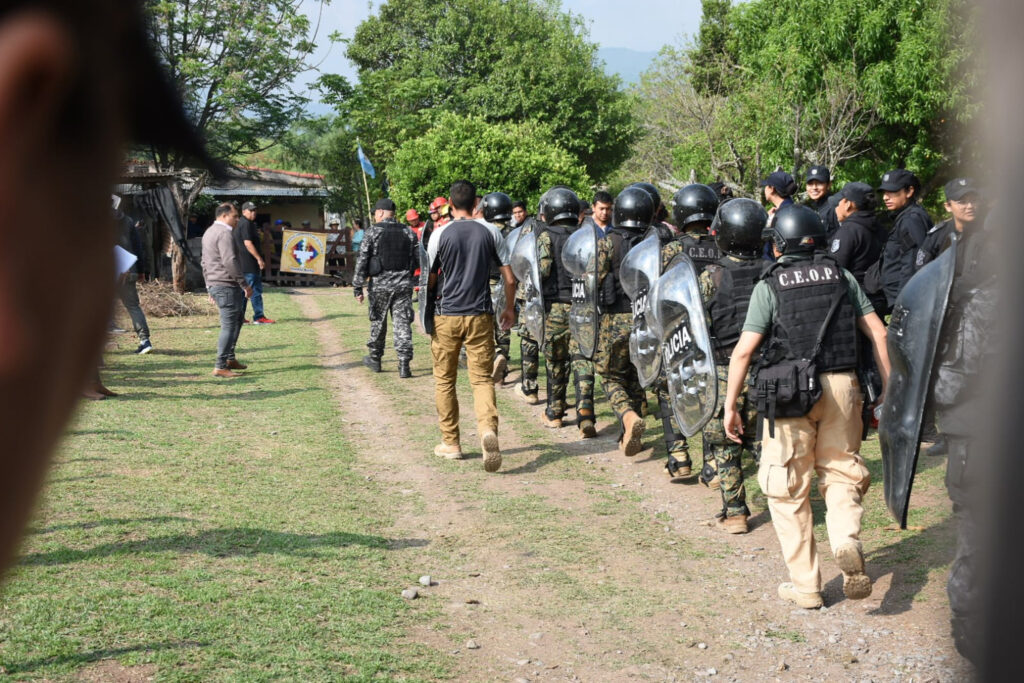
806, 165, 831, 183
241, 201, 257, 211
374, 198, 397, 212
759, 171, 797, 197
878, 169, 919, 192
839, 182, 876, 210
944, 178, 979, 202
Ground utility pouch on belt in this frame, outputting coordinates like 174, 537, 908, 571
753, 285, 846, 439
368, 255, 383, 277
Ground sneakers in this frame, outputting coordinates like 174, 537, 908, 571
363, 355, 381, 372
778, 582, 823, 609
433, 442, 464, 460
491, 355, 508, 384
579, 419, 597, 439
226, 359, 247, 370
481, 431, 501, 472
514, 383, 539, 405
835, 543, 872, 600
717, 514, 749, 535
542, 415, 563, 429
212, 368, 242, 378
135, 340, 153, 355
620, 411, 645, 457
253, 316, 276, 324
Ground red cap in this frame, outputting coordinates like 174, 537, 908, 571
406, 208, 420, 221
429, 197, 447, 212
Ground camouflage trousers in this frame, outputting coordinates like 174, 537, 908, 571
594, 312, 647, 432
702, 366, 760, 518
367, 285, 414, 362
543, 303, 595, 424
654, 378, 689, 460
517, 300, 539, 395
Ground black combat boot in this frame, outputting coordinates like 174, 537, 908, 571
363, 355, 381, 372
398, 360, 411, 378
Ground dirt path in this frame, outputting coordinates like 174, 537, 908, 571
293, 289, 970, 682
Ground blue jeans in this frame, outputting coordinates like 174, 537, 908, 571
244, 271, 264, 319
209, 285, 245, 368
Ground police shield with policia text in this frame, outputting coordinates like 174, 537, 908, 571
724, 204, 890, 609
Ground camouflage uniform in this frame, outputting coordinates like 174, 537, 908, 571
538, 229, 595, 425
515, 220, 540, 397
490, 220, 513, 372
594, 235, 647, 428
698, 257, 761, 518
353, 220, 418, 362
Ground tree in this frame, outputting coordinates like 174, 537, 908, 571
387, 113, 592, 212
142, 0, 332, 289
338, 0, 636, 182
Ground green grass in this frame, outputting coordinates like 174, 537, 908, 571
0, 290, 449, 682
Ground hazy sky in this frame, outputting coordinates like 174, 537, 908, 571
300, 0, 703, 94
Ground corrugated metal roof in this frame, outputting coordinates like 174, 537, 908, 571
201, 187, 330, 198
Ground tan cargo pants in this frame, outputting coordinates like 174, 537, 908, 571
431, 314, 499, 446
758, 371, 871, 594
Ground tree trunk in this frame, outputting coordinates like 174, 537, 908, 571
171, 241, 187, 293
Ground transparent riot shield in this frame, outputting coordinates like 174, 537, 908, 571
619, 234, 663, 387
562, 224, 600, 358
416, 241, 435, 336
648, 255, 717, 436
510, 231, 546, 352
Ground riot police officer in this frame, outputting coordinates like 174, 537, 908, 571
595, 187, 654, 455
536, 187, 597, 437
699, 198, 767, 534
724, 205, 890, 609
878, 169, 933, 313
512, 200, 541, 404
354, 198, 419, 377
915, 178, 980, 271
804, 165, 840, 237
483, 192, 515, 383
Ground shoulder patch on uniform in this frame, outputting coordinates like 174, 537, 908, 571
916, 250, 926, 267
830, 239, 840, 253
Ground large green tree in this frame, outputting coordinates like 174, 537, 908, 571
337, 0, 636, 182
144, 0, 332, 170
387, 113, 592, 212
628, 0, 979, 198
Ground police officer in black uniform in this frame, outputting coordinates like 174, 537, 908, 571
915, 178, 980, 271
878, 169, 933, 313
804, 165, 840, 237
354, 198, 419, 377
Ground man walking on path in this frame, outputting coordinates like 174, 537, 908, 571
235, 201, 274, 324
202, 203, 253, 378
425, 180, 516, 471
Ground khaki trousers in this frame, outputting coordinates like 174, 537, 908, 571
757, 371, 870, 593
431, 314, 499, 446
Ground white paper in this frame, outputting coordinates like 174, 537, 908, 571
114, 245, 137, 278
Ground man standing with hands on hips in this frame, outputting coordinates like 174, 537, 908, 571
202, 203, 253, 378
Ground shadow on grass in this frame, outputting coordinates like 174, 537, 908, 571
4, 640, 204, 675
29, 516, 193, 535
110, 387, 311, 402
500, 436, 616, 474
19, 528, 430, 566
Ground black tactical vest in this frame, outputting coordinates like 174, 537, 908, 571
601, 226, 646, 314
678, 233, 721, 275
761, 254, 858, 372
377, 221, 412, 271
541, 224, 574, 305
706, 257, 762, 360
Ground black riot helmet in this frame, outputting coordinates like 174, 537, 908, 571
542, 187, 582, 225
762, 204, 826, 256
628, 182, 662, 211
482, 192, 513, 222
673, 184, 720, 228
712, 198, 768, 258
613, 186, 655, 229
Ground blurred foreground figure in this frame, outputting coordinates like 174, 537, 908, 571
0, 1, 207, 574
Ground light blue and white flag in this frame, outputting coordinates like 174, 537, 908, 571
357, 144, 376, 178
